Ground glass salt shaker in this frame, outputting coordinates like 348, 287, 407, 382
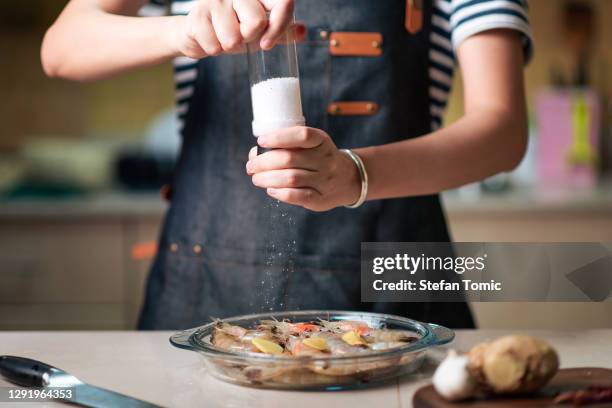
247, 21, 305, 143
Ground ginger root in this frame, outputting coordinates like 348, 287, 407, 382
469, 335, 559, 394
433, 335, 559, 401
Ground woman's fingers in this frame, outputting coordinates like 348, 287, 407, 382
183, 0, 301, 57
259, 0, 295, 49
233, 0, 268, 42
210, 0, 243, 52
252, 169, 320, 190
247, 126, 345, 212
243, 22, 306, 53
258, 127, 326, 150
193, 16, 222, 56
267, 188, 323, 211
247, 148, 320, 174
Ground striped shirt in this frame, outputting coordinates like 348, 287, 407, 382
140, 0, 533, 134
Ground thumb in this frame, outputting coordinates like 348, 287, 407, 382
259, 0, 295, 49
248, 146, 258, 161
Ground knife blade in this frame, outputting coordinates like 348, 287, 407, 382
0, 356, 161, 408
70, 383, 161, 408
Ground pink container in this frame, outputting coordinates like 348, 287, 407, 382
535, 89, 601, 189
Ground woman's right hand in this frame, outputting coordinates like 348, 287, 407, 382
172, 0, 295, 59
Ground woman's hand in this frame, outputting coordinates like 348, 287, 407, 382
41, 0, 300, 81
172, 0, 296, 58
246, 127, 362, 212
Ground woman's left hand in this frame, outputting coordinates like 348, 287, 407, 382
246, 126, 361, 211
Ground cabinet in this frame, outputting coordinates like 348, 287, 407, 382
0, 195, 164, 330
447, 205, 612, 330
0, 221, 124, 329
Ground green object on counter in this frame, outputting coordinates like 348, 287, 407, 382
567, 93, 597, 167
2, 183, 85, 199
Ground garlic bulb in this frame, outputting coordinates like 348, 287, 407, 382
432, 350, 477, 401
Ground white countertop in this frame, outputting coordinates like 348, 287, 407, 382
1, 330, 611, 408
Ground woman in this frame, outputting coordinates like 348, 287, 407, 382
42, 0, 532, 330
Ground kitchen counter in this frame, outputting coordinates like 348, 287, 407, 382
444, 185, 612, 215
1, 330, 611, 407
0, 192, 167, 219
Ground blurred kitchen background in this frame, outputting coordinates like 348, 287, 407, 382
1, 0, 611, 331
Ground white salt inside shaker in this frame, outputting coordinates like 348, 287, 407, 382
250, 77, 304, 136
247, 23, 305, 137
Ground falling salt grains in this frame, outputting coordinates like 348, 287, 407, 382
256, 196, 298, 312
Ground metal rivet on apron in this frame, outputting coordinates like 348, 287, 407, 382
371, 40, 382, 49
319, 30, 329, 40
330, 39, 340, 47
193, 244, 202, 254
169, 243, 178, 253
160, 184, 172, 202
330, 104, 341, 114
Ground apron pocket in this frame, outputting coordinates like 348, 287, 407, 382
159, 243, 363, 318
284, 265, 362, 310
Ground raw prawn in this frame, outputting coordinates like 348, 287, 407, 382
210, 328, 257, 353
211, 321, 280, 353
259, 319, 321, 336
362, 329, 418, 344
319, 320, 370, 335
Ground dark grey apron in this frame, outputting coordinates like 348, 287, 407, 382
139, 0, 474, 330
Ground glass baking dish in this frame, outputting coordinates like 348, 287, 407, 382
170, 310, 454, 390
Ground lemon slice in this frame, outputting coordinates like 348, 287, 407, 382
251, 338, 284, 355
302, 337, 328, 351
342, 331, 366, 346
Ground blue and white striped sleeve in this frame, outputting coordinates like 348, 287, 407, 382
138, 0, 167, 17
450, 0, 533, 62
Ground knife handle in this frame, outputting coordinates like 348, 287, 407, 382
0, 356, 55, 387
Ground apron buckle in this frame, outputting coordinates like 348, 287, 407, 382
406, 0, 424, 34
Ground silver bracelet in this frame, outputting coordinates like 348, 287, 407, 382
340, 149, 369, 209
